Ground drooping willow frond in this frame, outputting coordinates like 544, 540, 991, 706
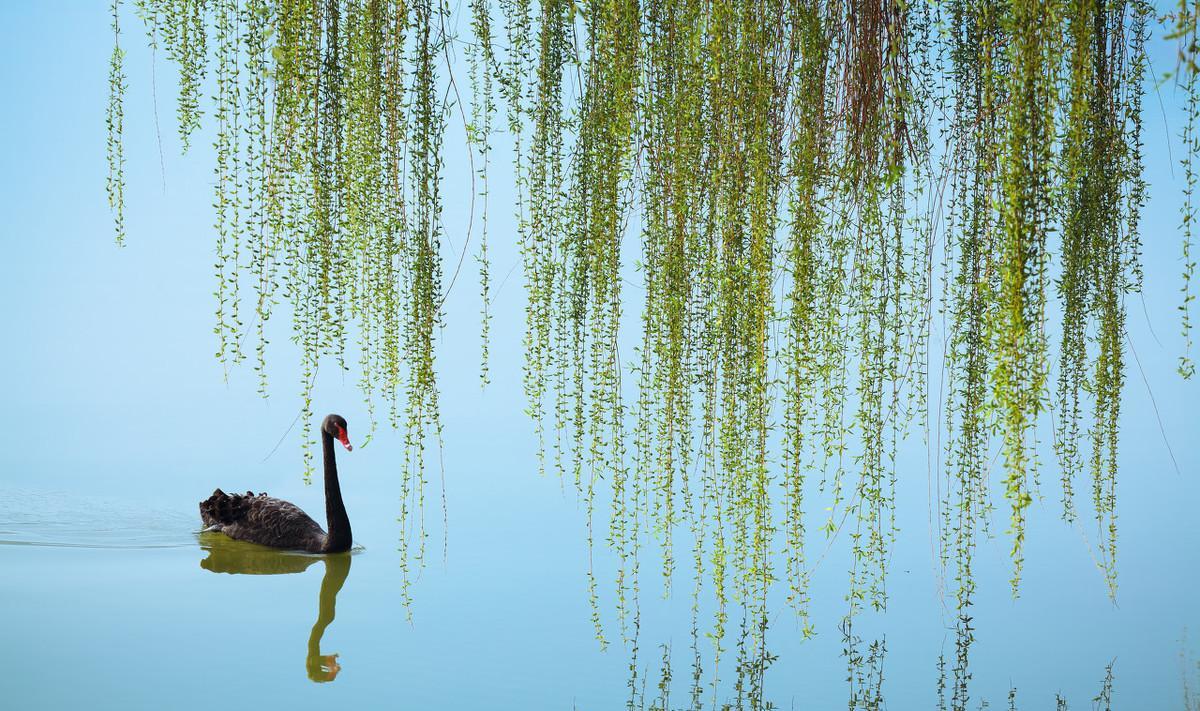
1176, 0, 1200, 378
107, 0, 126, 246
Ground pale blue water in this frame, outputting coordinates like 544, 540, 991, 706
1, 3, 1198, 709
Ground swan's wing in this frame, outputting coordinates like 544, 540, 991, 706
243, 495, 326, 539
199, 490, 325, 550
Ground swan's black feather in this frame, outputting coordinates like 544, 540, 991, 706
199, 488, 327, 552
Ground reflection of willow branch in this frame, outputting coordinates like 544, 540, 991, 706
197, 534, 352, 683
623, 613, 776, 710
937, 652, 947, 710
952, 613, 974, 711
1186, 630, 1200, 711
1051, 660, 1116, 709
1093, 661, 1114, 711
842, 617, 886, 711
732, 607, 776, 710
688, 608, 704, 710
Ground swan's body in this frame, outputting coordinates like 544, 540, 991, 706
200, 490, 332, 552
199, 414, 353, 553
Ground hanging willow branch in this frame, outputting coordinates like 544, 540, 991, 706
107, 0, 126, 246
1175, 0, 1200, 378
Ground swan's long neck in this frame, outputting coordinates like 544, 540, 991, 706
321, 431, 353, 552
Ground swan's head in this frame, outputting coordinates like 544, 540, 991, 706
322, 414, 352, 451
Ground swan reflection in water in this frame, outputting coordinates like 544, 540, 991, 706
198, 533, 352, 682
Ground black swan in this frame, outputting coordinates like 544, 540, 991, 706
200, 414, 354, 553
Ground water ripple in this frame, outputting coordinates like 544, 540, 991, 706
0, 487, 198, 550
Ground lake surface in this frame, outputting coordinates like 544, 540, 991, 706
2, 455, 1196, 710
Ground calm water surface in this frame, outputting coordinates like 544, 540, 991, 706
2, 463, 1196, 710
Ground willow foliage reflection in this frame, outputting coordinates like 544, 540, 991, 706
620, 626, 781, 711
1184, 631, 1200, 711
617, 624, 1125, 710
198, 534, 352, 683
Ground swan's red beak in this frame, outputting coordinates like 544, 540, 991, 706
336, 427, 353, 451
